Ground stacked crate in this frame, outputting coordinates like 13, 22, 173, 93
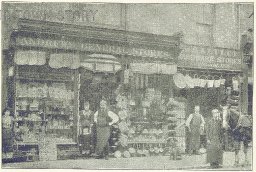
165, 99, 186, 154
174, 101, 186, 153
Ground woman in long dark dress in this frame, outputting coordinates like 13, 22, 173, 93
206, 109, 223, 168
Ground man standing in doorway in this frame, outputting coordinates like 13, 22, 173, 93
186, 105, 205, 155
93, 99, 119, 160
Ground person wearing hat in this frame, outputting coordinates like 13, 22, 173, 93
206, 109, 223, 168
185, 105, 205, 155
78, 101, 93, 157
93, 99, 119, 159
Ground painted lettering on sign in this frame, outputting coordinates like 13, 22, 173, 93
3, 8, 98, 23
15, 36, 172, 59
178, 47, 243, 71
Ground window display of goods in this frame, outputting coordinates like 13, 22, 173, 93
16, 100, 29, 110
16, 82, 48, 98
29, 100, 40, 111
16, 82, 74, 100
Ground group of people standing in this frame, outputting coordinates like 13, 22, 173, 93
186, 105, 252, 168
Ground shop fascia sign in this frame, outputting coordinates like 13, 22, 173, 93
3, 6, 98, 24
178, 45, 243, 71
15, 36, 173, 60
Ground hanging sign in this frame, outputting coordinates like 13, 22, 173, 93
15, 36, 173, 60
178, 45, 243, 71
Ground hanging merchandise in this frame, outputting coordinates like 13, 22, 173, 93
199, 75, 208, 88
14, 50, 47, 66
214, 76, 221, 88
124, 69, 130, 84
130, 63, 177, 75
184, 74, 194, 88
220, 78, 226, 85
173, 73, 186, 89
232, 77, 239, 91
193, 74, 200, 87
207, 75, 214, 88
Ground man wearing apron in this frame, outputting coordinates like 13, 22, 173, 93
186, 105, 205, 155
93, 99, 119, 159
2, 108, 14, 157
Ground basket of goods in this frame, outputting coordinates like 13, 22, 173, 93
123, 150, 131, 158
119, 134, 128, 147
154, 146, 160, 155
199, 147, 206, 154
184, 74, 194, 88
128, 147, 136, 156
173, 73, 186, 89
118, 121, 129, 133
114, 150, 122, 158
118, 110, 128, 120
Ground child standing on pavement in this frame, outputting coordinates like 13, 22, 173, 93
79, 101, 93, 157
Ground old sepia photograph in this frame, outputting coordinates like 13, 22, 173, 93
1, 1, 254, 170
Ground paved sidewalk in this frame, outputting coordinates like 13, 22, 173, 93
2, 148, 252, 170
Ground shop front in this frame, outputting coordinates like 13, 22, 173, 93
177, 44, 244, 152
3, 19, 183, 162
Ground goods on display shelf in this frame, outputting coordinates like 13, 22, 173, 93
12, 66, 77, 162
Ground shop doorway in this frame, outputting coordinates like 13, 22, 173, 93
79, 68, 122, 112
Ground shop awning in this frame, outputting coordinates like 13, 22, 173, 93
80, 54, 122, 73
49, 53, 80, 69
14, 50, 46, 66
130, 62, 177, 75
